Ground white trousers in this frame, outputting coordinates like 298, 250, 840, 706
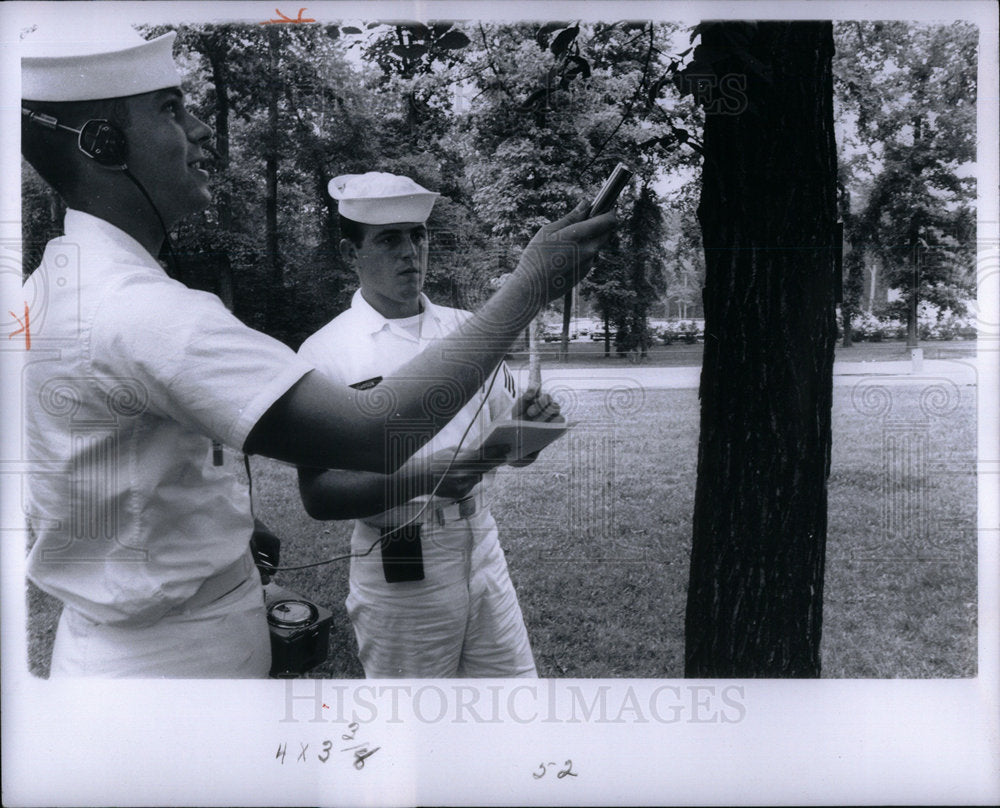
347, 510, 536, 678
49, 573, 271, 678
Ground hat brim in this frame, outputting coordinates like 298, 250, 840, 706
338, 194, 440, 226
22, 32, 182, 102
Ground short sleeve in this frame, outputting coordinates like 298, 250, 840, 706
88, 271, 314, 448
297, 328, 350, 386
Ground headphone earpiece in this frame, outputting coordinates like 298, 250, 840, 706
22, 108, 127, 169
77, 119, 128, 168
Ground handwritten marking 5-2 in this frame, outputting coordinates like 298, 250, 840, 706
533, 759, 578, 779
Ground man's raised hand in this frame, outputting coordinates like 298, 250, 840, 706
514, 201, 616, 305
507, 386, 563, 468
511, 386, 563, 423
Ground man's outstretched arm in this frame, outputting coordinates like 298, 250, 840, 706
245, 203, 613, 473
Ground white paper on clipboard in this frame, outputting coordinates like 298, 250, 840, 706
474, 417, 574, 463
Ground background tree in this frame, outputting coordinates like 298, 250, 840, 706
456, 22, 688, 356
611, 182, 668, 357
659, 179, 705, 321
21, 20, 697, 353
580, 229, 630, 356
833, 21, 977, 346
836, 173, 866, 346
160, 23, 387, 343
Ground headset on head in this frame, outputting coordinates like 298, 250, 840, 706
23, 104, 221, 277
21, 108, 128, 169
21, 105, 181, 274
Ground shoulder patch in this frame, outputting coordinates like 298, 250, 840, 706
502, 364, 517, 398
349, 376, 383, 390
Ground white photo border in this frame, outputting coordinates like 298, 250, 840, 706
2, 1, 997, 805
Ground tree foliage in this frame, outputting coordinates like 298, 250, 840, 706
20, 19, 975, 355
18, 19, 703, 349
833, 22, 977, 342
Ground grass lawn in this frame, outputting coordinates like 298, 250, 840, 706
26, 375, 977, 678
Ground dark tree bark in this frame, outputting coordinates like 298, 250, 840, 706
906, 220, 920, 347
200, 29, 235, 310
684, 22, 838, 677
264, 26, 282, 328
841, 239, 866, 348
560, 289, 572, 361
904, 114, 925, 349
838, 184, 860, 349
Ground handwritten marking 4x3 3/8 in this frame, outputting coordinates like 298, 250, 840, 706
275, 722, 380, 769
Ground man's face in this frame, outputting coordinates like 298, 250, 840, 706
119, 88, 214, 227
346, 222, 429, 319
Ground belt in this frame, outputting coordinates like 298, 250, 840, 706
363, 488, 487, 530
181, 550, 256, 612
432, 493, 480, 526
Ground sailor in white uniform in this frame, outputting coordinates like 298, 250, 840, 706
298, 172, 562, 677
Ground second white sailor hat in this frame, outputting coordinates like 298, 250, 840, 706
22, 21, 182, 102
329, 172, 439, 225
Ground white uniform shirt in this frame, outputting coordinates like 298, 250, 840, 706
24, 210, 314, 626
297, 289, 517, 523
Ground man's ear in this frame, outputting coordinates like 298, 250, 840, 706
339, 238, 358, 264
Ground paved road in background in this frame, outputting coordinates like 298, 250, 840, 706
510, 356, 980, 390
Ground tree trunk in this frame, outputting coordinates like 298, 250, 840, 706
264, 26, 282, 328
906, 231, 920, 347
204, 30, 235, 311
527, 318, 542, 389
560, 289, 572, 361
841, 244, 866, 348
684, 22, 838, 678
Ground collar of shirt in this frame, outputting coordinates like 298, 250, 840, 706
63, 208, 167, 276
349, 289, 448, 344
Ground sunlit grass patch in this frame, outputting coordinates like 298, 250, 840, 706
26, 384, 976, 679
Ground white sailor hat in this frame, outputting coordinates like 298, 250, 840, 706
22, 20, 182, 102
329, 172, 439, 225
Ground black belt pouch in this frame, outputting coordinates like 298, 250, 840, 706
380, 524, 425, 583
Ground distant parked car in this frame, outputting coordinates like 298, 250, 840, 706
541, 324, 578, 342
590, 329, 614, 342
660, 319, 704, 345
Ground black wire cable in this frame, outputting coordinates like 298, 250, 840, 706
265, 365, 504, 572
113, 138, 503, 574
121, 167, 177, 275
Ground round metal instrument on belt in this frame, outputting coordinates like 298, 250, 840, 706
267, 599, 317, 628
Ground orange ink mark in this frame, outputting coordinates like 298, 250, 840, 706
8, 302, 29, 349
259, 8, 315, 25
